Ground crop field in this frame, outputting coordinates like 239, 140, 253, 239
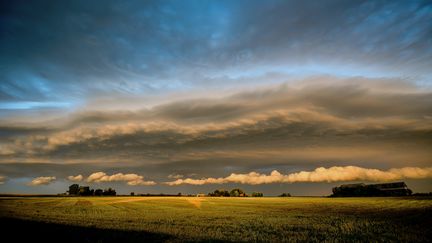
0, 196, 431, 242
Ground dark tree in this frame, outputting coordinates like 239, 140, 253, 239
103, 188, 116, 196
94, 189, 103, 196
279, 193, 291, 197
68, 184, 79, 195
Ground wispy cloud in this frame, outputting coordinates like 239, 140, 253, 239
1, 0, 430, 115
28, 176, 56, 186
165, 166, 432, 185
87, 172, 156, 186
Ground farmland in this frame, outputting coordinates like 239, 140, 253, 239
0, 196, 431, 242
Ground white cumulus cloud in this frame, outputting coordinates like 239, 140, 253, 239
28, 176, 56, 186
164, 166, 432, 185
67, 174, 83, 182
87, 172, 156, 186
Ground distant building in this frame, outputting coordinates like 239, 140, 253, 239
196, 193, 206, 197
332, 182, 412, 197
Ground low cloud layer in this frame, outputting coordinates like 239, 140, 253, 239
67, 175, 83, 182
87, 172, 156, 186
28, 176, 56, 186
0, 79, 431, 195
165, 166, 432, 185
1, 78, 431, 165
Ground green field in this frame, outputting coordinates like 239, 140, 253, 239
0, 196, 431, 242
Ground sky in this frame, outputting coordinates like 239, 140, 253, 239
0, 0, 431, 196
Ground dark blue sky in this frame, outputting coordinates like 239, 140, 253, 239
0, 0, 431, 195
1, 0, 431, 112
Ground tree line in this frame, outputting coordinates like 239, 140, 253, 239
67, 184, 292, 197
207, 188, 264, 197
207, 189, 291, 197
68, 184, 116, 196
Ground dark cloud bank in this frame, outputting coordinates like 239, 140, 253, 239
1, 0, 431, 107
0, 0, 431, 195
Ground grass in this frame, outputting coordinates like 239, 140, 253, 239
0, 196, 431, 242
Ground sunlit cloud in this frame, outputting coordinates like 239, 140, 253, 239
165, 166, 432, 185
67, 175, 83, 182
2, 78, 431, 160
87, 172, 156, 186
28, 176, 56, 186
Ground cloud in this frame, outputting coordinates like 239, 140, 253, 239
0, 77, 430, 170
168, 174, 184, 179
0, 176, 6, 185
28, 176, 56, 186
3, 77, 431, 154
1, 1, 431, 195
67, 174, 83, 182
87, 172, 156, 186
0, 77, 430, 192
1, 1, 430, 100
165, 166, 432, 185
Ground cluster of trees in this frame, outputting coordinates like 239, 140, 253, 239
251, 192, 264, 197
207, 188, 264, 197
279, 193, 291, 197
68, 184, 116, 196
208, 189, 230, 197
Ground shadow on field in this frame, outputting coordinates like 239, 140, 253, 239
0, 217, 177, 243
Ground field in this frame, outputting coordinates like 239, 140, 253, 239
0, 196, 431, 242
